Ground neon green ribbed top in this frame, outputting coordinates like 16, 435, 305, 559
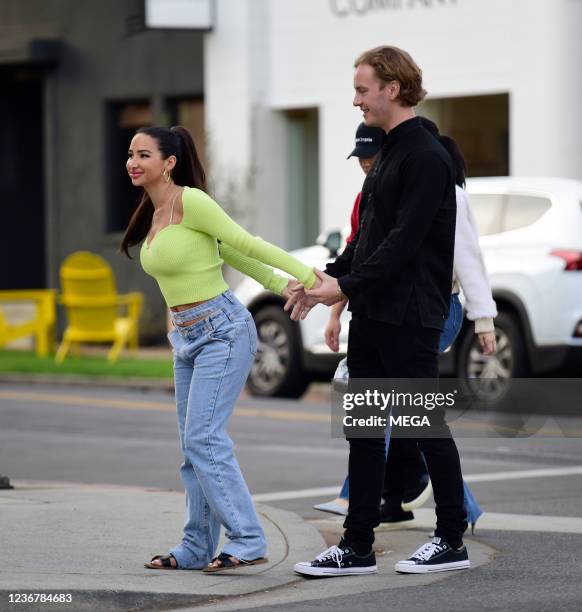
140, 187, 314, 307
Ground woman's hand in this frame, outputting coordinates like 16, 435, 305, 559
284, 270, 322, 320
478, 331, 497, 355
282, 279, 303, 302
325, 315, 341, 353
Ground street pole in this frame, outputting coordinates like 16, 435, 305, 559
0, 474, 13, 489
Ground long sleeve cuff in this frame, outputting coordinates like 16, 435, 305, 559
337, 274, 357, 300
268, 274, 289, 296
474, 317, 495, 334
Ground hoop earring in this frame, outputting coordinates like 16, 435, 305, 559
163, 169, 171, 183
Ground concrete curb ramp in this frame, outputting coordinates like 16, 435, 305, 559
0, 481, 326, 611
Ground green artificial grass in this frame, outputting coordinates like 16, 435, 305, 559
0, 350, 173, 379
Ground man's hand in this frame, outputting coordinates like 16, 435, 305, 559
285, 269, 344, 321
324, 315, 341, 352
305, 269, 346, 307
478, 331, 497, 356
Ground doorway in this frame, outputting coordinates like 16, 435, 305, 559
285, 108, 320, 249
0, 67, 45, 288
420, 94, 509, 177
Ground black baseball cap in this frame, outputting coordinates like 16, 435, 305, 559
347, 123, 385, 159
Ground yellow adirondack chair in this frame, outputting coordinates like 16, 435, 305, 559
56, 251, 143, 363
0, 290, 56, 357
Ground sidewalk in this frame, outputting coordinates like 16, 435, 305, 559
0, 481, 494, 612
0, 481, 325, 611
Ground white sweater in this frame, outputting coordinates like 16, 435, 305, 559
453, 186, 497, 334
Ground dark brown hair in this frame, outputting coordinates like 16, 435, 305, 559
419, 117, 467, 188
355, 46, 427, 107
120, 126, 206, 258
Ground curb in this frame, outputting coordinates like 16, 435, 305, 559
0, 375, 330, 403
0, 482, 327, 612
0, 373, 173, 392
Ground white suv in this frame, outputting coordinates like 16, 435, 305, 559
235, 177, 582, 397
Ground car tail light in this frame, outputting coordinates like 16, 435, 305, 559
550, 250, 582, 271
574, 321, 582, 338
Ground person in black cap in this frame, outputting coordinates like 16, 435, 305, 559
310, 123, 384, 518
321, 123, 385, 359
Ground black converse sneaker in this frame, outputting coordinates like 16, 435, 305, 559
294, 542, 377, 577
395, 537, 470, 574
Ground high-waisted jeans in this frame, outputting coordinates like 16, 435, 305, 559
167, 289, 266, 568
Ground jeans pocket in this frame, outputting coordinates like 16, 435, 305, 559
209, 313, 234, 345
167, 329, 180, 348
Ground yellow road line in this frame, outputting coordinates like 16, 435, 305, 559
2, 391, 576, 434
0, 391, 330, 423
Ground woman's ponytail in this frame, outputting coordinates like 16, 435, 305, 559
170, 125, 206, 192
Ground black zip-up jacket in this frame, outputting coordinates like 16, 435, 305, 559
326, 117, 456, 330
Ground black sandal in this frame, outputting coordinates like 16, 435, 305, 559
202, 551, 268, 573
144, 554, 179, 570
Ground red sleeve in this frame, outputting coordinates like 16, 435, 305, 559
346, 192, 362, 244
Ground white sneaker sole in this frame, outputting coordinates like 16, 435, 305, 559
394, 559, 470, 574
294, 562, 377, 577
312, 500, 349, 516
401, 480, 432, 512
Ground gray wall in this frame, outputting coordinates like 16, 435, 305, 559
0, 0, 204, 340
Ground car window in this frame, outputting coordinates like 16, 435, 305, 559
502, 194, 552, 231
468, 193, 504, 236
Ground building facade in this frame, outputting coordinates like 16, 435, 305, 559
2, 0, 581, 341
205, 0, 582, 248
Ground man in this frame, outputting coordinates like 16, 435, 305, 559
289, 46, 468, 577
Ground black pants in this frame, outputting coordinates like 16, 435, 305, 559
383, 442, 428, 510
344, 299, 467, 553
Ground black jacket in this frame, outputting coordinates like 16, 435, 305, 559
326, 117, 456, 330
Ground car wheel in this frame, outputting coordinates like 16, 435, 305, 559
457, 311, 528, 399
246, 305, 310, 398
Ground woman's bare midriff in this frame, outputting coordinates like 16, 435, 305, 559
171, 299, 212, 327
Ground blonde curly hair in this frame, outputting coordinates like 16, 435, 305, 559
355, 46, 427, 107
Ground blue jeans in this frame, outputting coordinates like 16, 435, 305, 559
167, 290, 266, 568
439, 293, 463, 353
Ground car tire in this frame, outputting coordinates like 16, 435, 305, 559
246, 305, 310, 398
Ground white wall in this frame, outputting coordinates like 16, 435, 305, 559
205, 0, 582, 238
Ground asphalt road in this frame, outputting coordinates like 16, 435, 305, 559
1, 382, 581, 611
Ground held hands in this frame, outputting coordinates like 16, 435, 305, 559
281, 279, 303, 302
307, 269, 346, 306
478, 331, 497, 356
283, 273, 320, 321
283, 269, 345, 321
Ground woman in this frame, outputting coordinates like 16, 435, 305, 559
122, 125, 314, 572
316, 120, 496, 533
